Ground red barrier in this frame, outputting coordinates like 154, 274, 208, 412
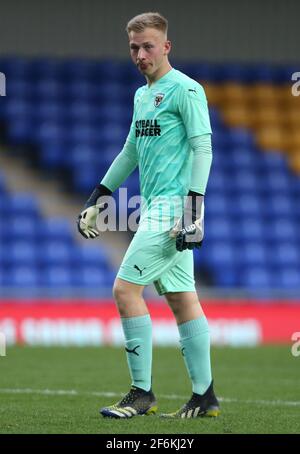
0, 300, 299, 346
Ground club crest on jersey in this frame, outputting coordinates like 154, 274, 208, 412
154, 93, 165, 107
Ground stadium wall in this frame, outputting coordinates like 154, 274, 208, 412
0, 0, 299, 62
1, 300, 299, 347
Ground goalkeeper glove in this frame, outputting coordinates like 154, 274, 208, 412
77, 184, 112, 239
170, 191, 204, 252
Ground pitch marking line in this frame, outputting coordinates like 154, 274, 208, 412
0, 388, 299, 407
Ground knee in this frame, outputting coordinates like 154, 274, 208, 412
113, 278, 146, 318
113, 280, 128, 304
166, 294, 181, 316
113, 279, 137, 316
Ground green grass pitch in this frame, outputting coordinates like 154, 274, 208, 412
0, 345, 299, 434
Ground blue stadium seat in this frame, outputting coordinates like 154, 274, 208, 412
68, 101, 100, 123
40, 141, 67, 168
276, 268, 300, 288
97, 82, 128, 103
0, 174, 7, 193
214, 267, 238, 287
264, 194, 293, 218
65, 81, 96, 101
35, 79, 66, 100
68, 144, 98, 168
213, 63, 248, 82
68, 123, 102, 145
7, 118, 35, 144
7, 80, 35, 99
101, 104, 132, 125
208, 107, 224, 129
30, 57, 66, 80
270, 243, 300, 267
5, 98, 33, 120
290, 177, 300, 197
248, 64, 276, 82
3, 241, 38, 266
237, 218, 264, 242
34, 101, 67, 123
265, 171, 291, 193
227, 128, 254, 148
231, 194, 262, 218
205, 194, 229, 216
34, 122, 66, 145
211, 131, 229, 150
41, 266, 73, 287
8, 216, 37, 240
5, 266, 40, 288
206, 170, 227, 192
232, 171, 258, 192
6, 194, 40, 218
73, 246, 111, 268
71, 165, 100, 193
238, 243, 267, 267
39, 241, 73, 266
240, 267, 272, 289
37, 218, 73, 243
0, 57, 33, 80
206, 243, 237, 267
266, 218, 298, 243
98, 145, 122, 167
259, 152, 286, 171
97, 124, 127, 146
205, 218, 232, 241
175, 62, 218, 82
73, 267, 108, 287
230, 147, 258, 169
63, 58, 96, 82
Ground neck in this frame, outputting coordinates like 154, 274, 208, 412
146, 62, 173, 86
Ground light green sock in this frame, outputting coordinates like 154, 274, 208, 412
178, 315, 212, 395
121, 314, 152, 392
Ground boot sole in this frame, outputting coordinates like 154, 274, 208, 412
145, 405, 158, 415
160, 406, 220, 419
100, 404, 158, 418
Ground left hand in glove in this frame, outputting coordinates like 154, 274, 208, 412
169, 191, 204, 251
77, 204, 105, 239
77, 184, 112, 239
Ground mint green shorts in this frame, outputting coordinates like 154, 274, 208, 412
117, 227, 196, 295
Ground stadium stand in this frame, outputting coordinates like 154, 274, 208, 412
0, 173, 115, 295
0, 57, 299, 294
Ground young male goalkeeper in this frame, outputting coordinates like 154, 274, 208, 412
77, 12, 220, 419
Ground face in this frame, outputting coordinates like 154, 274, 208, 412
128, 27, 171, 79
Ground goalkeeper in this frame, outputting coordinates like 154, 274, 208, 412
77, 12, 219, 419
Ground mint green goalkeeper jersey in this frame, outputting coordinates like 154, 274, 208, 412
101, 67, 212, 230
127, 68, 212, 203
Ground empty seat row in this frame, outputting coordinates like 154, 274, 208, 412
1, 57, 297, 83
0, 266, 115, 288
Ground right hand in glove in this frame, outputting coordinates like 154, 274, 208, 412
77, 184, 112, 239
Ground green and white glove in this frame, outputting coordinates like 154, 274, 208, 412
77, 184, 112, 239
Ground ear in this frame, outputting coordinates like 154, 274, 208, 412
164, 40, 171, 55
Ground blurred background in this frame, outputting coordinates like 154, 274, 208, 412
0, 0, 299, 347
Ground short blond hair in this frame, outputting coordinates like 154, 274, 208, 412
126, 12, 168, 35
